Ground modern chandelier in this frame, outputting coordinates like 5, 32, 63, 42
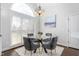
34, 5, 45, 16
34, 4, 45, 36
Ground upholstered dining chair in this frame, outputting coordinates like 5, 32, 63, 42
45, 33, 52, 39
42, 37, 58, 55
23, 37, 40, 55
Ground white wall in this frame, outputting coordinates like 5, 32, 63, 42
40, 4, 69, 46
40, 3, 79, 48
1, 3, 12, 50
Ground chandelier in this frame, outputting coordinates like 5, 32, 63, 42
34, 4, 45, 35
34, 5, 45, 16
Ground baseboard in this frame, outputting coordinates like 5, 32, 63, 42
57, 44, 79, 50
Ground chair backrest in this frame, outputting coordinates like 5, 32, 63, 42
27, 33, 34, 38
46, 33, 52, 36
46, 33, 52, 38
51, 37, 58, 49
23, 37, 32, 50
45, 33, 52, 40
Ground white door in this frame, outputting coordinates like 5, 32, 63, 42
69, 15, 79, 49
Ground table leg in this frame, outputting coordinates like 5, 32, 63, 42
44, 48, 47, 53
34, 49, 37, 53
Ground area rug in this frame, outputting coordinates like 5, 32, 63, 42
15, 46, 64, 56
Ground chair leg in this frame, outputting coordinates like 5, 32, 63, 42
55, 48, 56, 54
30, 51, 32, 56
51, 50, 52, 56
41, 47, 43, 53
24, 50, 26, 55
39, 48, 40, 55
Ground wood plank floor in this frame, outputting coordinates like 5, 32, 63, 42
61, 47, 79, 56
2, 46, 79, 56
2, 49, 19, 56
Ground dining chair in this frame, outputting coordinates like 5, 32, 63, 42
42, 37, 58, 55
45, 33, 52, 40
23, 37, 40, 56
27, 33, 34, 38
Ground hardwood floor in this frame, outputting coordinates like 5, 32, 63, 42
2, 46, 79, 56
61, 47, 79, 56
2, 49, 19, 56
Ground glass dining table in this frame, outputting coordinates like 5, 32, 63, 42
32, 38, 48, 53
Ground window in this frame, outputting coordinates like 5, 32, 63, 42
11, 3, 35, 46
12, 16, 21, 31
22, 19, 29, 31
11, 16, 31, 45
11, 16, 22, 45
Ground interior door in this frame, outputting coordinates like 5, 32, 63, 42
69, 15, 79, 49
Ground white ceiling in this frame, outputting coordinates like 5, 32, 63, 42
1, 3, 79, 16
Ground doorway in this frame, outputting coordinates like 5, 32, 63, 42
69, 15, 79, 49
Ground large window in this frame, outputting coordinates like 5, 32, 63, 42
11, 3, 35, 46
11, 16, 22, 45
12, 16, 21, 31
11, 16, 32, 46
